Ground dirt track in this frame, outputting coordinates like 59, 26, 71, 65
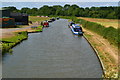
83, 28, 118, 77
0, 22, 40, 39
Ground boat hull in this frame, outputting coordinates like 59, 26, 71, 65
70, 26, 83, 35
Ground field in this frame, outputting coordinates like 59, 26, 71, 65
29, 16, 50, 22
78, 17, 118, 29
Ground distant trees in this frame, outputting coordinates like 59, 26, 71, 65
3, 4, 119, 19
3, 6, 18, 12
20, 7, 30, 13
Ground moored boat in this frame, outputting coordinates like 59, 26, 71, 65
70, 24, 83, 35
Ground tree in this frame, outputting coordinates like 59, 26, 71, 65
3, 4, 118, 19
64, 4, 70, 10
3, 6, 17, 12
71, 4, 79, 9
20, 7, 30, 13
106, 12, 116, 19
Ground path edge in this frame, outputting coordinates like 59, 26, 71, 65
83, 34, 106, 78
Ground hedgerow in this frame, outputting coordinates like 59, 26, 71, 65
61, 16, 119, 46
79, 19, 119, 46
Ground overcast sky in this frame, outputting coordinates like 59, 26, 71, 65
0, 0, 119, 9
0, 0, 120, 2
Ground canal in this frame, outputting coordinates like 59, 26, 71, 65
2, 19, 103, 78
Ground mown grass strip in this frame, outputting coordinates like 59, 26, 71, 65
1, 31, 28, 55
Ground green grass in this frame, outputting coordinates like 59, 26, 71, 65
84, 33, 118, 78
37, 25, 43, 28
1, 31, 28, 54
36, 26, 43, 32
29, 16, 50, 22
78, 19, 119, 46
2, 32, 27, 42
84, 33, 92, 38
35, 29, 42, 32
31, 25, 43, 32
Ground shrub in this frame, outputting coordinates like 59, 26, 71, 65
79, 19, 119, 46
2, 31, 28, 54
61, 16, 119, 46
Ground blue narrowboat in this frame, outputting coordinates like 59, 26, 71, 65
70, 24, 83, 35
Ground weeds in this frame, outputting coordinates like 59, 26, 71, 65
1, 31, 28, 55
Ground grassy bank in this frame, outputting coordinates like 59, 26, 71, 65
28, 25, 43, 32
62, 16, 119, 78
62, 16, 119, 46
79, 19, 119, 47
1, 17, 52, 54
1, 16, 49, 54
83, 29, 118, 78
35, 26, 43, 32
1, 31, 28, 55
80, 18, 119, 78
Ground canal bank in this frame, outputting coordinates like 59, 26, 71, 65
1, 31, 28, 55
1, 15, 51, 54
3, 19, 103, 78
83, 28, 118, 78
63, 16, 118, 78
1, 22, 43, 55
83, 34, 106, 77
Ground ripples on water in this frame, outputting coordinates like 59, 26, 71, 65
2, 19, 103, 78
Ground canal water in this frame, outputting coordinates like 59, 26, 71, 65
2, 19, 103, 78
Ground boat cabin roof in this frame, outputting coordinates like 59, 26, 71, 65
72, 24, 81, 28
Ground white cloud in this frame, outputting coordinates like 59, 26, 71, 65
64, 2, 79, 5
101, 3, 113, 6
0, 0, 120, 2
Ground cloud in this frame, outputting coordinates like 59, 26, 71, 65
64, 2, 79, 5
1, 0, 120, 2
1, 2, 118, 9
100, 3, 115, 7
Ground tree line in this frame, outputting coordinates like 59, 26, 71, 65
3, 4, 119, 19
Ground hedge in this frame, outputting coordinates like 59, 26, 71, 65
61, 16, 119, 46
79, 19, 119, 46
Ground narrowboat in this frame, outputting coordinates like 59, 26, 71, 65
70, 24, 83, 35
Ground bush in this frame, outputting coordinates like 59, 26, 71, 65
79, 19, 119, 46
61, 16, 119, 46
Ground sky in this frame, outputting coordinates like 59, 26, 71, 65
0, 0, 120, 2
0, 1, 119, 9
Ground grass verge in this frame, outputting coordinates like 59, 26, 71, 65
1, 31, 28, 55
62, 16, 119, 78
84, 29, 118, 78
1, 16, 49, 54
29, 25, 43, 32
63, 16, 119, 47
